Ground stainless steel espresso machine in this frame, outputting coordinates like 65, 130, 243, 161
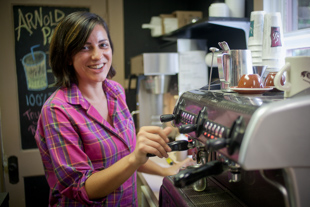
158, 87, 310, 207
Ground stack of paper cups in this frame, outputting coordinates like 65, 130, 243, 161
248, 11, 266, 66
262, 12, 286, 79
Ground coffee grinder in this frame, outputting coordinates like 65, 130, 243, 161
128, 53, 179, 129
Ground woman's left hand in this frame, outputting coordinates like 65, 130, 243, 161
164, 157, 196, 176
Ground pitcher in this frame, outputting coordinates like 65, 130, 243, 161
217, 49, 253, 92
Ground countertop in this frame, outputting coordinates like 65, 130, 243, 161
137, 152, 179, 206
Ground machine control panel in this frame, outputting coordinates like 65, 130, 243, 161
202, 121, 229, 139
161, 95, 246, 156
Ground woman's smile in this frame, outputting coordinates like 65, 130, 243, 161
88, 63, 104, 69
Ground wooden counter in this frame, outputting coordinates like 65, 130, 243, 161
137, 153, 177, 207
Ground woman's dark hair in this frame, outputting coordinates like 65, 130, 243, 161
49, 11, 116, 88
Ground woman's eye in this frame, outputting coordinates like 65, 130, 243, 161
100, 43, 109, 48
82, 46, 89, 50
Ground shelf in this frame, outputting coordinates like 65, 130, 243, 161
158, 17, 250, 50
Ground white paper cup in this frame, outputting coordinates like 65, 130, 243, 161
209, 3, 230, 17
175, 134, 188, 161
225, 0, 245, 18
262, 58, 285, 69
248, 11, 266, 46
248, 45, 263, 51
252, 57, 262, 63
251, 51, 262, 57
253, 62, 263, 66
262, 12, 285, 59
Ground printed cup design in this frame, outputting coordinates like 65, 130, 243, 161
270, 27, 282, 47
22, 51, 48, 91
301, 71, 310, 83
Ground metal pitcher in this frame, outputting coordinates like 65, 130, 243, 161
217, 50, 253, 92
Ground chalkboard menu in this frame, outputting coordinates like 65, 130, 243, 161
13, 5, 89, 149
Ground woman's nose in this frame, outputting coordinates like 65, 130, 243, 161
91, 47, 102, 60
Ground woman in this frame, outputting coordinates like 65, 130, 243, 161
35, 11, 193, 206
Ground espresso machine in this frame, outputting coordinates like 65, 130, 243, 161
158, 86, 310, 207
129, 53, 179, 129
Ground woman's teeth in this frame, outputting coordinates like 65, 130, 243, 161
90, 64, 104, 69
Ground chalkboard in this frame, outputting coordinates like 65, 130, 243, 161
13, 5, 90, 149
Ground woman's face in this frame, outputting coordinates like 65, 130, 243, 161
72, 24, 112, 86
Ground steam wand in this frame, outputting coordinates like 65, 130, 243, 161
208, 47, 219, 91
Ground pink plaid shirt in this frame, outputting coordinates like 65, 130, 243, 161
35, 80, 137, 206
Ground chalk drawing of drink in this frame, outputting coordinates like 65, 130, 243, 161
22, 45, 48, 91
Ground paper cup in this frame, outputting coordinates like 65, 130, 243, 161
209, 3, 230, 17
262, 58, 285, 69
248, 11, 266, 46
262, 12, 285, 60
248, 45, 263, 51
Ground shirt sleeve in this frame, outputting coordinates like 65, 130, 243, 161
36, 102, 106, 205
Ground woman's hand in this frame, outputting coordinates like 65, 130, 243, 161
164, 157, 196, 176
132, 126, 172, 165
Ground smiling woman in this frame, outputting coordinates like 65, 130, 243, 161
49, 12, 116, 88
72, 25, 112, 86
34, 11, 195, 206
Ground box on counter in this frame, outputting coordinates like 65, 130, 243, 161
172, 11, 203, 28
160, 14, 178, 34
130, 53, 179, 75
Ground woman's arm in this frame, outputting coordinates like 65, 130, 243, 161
84, 126, 172, 199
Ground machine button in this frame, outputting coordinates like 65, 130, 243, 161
219, 127, 225, 138
208, 123, 213, 132
215, 126, 220, 136
204, 121, 209, 129
212, 124, 217, 134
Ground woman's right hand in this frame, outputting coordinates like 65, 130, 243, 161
132, 126, 172, 165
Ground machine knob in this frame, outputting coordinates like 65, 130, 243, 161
227, 116, 245, 155
178, 124, 197, 134
160, 114, 175, 122
206, 138, 230, 151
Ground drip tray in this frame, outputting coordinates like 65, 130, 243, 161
159, 176, 246, 207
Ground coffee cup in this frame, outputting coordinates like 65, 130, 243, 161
238, 74, 263, 88
274, 56, 310, 97
264, 72, 285, 87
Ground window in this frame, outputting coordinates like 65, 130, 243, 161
263, 0, 310, 56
